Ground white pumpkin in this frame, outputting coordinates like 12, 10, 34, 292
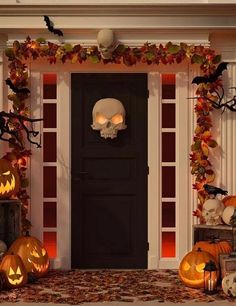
0, 240, 7, 260
222, 205, 236, 225
222, 272, 236, 296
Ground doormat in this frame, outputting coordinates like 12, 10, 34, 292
0, 269, 234, 304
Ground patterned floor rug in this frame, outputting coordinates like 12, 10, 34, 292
0, 269, 234, 304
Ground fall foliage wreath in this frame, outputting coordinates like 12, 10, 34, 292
3, 36, 224, 229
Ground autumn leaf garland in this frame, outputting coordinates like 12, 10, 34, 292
4, 37, 223, 222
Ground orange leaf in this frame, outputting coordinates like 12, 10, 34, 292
201, 131, 211, 142
201, 141, 209, 157
206, 169, 215, 183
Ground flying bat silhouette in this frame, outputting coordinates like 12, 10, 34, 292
203, 184, 228, 197
5, 78, 30, 94
44, 15, 63, 37
192, 62, 228, 85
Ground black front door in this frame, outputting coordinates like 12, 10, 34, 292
71, 73, 148, 269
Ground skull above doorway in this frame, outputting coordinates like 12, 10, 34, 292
91, 98, 127, 139
97, 29, 119, 59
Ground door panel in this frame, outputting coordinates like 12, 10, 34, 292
71, 73, 148, 269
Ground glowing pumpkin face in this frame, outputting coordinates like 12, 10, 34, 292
8, 233, 49, 278
179, 248, 218, 288
0, 159, 19, 199
0, 254, 27, 289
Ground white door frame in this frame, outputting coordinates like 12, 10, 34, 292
29, 61, 193, 269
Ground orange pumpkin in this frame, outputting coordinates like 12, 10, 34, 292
8, 233, 49, 278
193, 239, 232, 262
222, 195, 236, 207
0, 159, 20, 199
179, 248, 218, 288
0, 253, 27, 289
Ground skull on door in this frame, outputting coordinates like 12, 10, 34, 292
91, 98, 127, 139
97, 29, 119, 59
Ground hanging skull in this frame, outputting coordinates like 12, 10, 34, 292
91, 98, 127, 139
202, 198, 225, 225
97, 29, 119, 59
222, 272, 236, 297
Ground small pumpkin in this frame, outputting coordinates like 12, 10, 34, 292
8, 232, 49, 277
179, 248, 218, 288
0, 158, 20, 199
0, 271, 5, 291
222, 206, 236, 225
222, 195, 236, 207
193, 239, 232, 262
0, 240, 7, 254
0, 240, 7, 261
0, 253, 27, 289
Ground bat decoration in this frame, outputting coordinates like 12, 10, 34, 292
192, 62, 228, 85
5, 79, 30, 95
0, 111, 43, 148
44, 15, 63, 37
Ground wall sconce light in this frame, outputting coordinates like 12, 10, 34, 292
203, 260, 218, 294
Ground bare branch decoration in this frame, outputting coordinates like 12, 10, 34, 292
0, 111, 43, 148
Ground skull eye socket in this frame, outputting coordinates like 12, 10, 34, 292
208, 209, 215, 213
196, 263, 205, 273
30, 249, 40, 258
96, 114, 108, 125
183, 262, 191, 271
3, 171, 10, 175
111, 114, 123, 125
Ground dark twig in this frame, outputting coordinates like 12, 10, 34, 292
0, 111, 43, 148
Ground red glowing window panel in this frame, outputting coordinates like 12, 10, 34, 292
43, 104, 57, 128
162, 104, 175, 128
43, 166, 57, 198
43, 232, 57, 258
43, 74, 57, 99
162, 132, 175, 162
43, 132, 57, 162
43, 202, 57, 228
162, 202, 175, 227
162, 232, 176, 257
162, 74, 176, 99
162, 166, 175, 197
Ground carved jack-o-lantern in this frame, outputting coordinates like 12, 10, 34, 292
0, 254, 27, 289
0, 158, 19, 199
179, 248, 218, 288
8, 233, 49, 278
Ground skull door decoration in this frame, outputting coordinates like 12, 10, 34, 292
91, 98, 127, 139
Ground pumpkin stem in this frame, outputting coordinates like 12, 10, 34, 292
209, 235, 217, 244
25, 231, 30, 237
197, 247, 202, 252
